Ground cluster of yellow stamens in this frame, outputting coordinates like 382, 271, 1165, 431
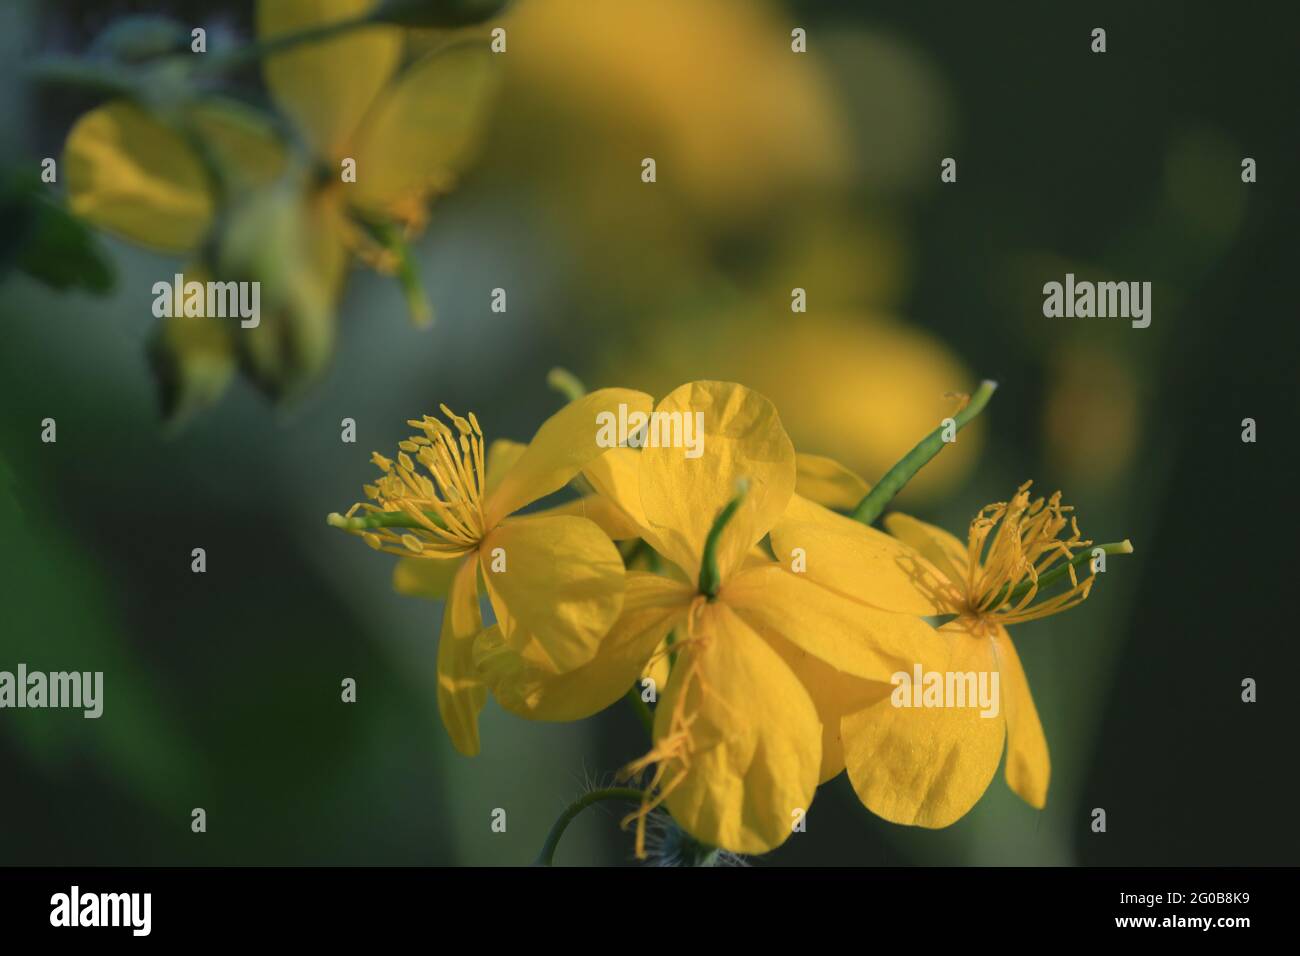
961, 481, 1094, 628
338, 406, 487, 557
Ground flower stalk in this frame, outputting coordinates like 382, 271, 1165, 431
850, 379, 998, 526
535, 787, 645, 866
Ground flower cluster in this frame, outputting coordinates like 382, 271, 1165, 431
329, 380, 1131, 858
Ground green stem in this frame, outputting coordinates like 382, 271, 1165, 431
195, 13, 377, 76
373, 223, 433, 327
26, 57, 143, 97
534, 787, 645, 866
625, 685, 653, 737
994, 539, 1134, 607
697, 482, 748, 597
850, 380, 998, 526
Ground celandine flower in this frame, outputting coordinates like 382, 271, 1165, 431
329, 389, 652, 755
770, 481, 1131, 826
474, 381, 938, 855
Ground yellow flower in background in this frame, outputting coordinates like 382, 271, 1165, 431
66, 0, 496, 273
329, 389, 653, 755
602, 312, 980, 502
769, 481, 1130, 826
497, 0, 850, 221
475, 381, 939, 855
61, 0, 499, 414
258, 0, 499, 266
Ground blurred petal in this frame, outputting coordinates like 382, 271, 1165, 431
479, 515, 624, 673
640, 381, 794, 582
772, 495, 959, 615
794, 452, 870, 511
350, 41, 500, 218
841, 620, 1004, 828
474, 572, 689, 721
484, 438, 525, 496
149, 312, 235, 430
722, 564, 946, 681
436, 554, 486, 755
64, 101, 212, 253
484, 388, 653, 525
659, 601, 820, 855
393, 555, 461, 599
990, 626, 1050, 809
191, 99, 288, 191
257, 0, 402, 157
884, 511, 970, 589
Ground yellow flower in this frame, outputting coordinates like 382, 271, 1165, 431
331, 389, 653, 756
65, 0, 497, 268
499, 0, 849, 221
475, 381, 938, 855
61, 0, 499, 412
769, 481, 1130, 826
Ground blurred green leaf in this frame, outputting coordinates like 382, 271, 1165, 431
0, 172, 115, 294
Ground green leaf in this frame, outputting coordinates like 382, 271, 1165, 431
0, 172, 115, 294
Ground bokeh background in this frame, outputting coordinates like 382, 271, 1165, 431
2, 0, 1297, 865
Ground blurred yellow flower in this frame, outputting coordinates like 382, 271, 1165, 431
1043, 344, 1140, 486
329, 389, 652, 755
498, 0, 850, 221
61, 0, 499, 412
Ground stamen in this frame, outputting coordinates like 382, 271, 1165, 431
332, 407, 488, 556
963, 481, 1097, 625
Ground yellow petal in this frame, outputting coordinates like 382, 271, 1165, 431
722, 564, 947, 682
474, 573, 690, 721
771, 495, 960, 615
841, 621, 1005, 828
763, 631, 885, 783
437, 554, 486, 755
990, 626, 1050, 809
639, 381, 795, 583
485, 438, 526, 496
479, 515, 625, 673
393, 555, 462, 599
349, 41, 500, 219
583, 446, 648, 528
484, 388, 653, 526
884, 511, 971, 589
257, 0, 402, 158
64, 101, 213, 253
794, 452, 870, 511
191, 100, 288, 191
658, 601, 820, 855
530, 494, 644, 541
